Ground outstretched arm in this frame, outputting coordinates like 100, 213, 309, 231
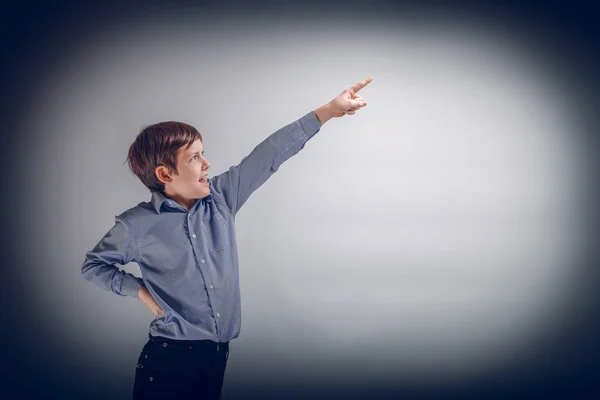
209, 76, 373, 215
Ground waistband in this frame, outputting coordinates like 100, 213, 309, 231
148, 333, 229, 350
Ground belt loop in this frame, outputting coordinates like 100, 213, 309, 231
217, 344, 220, 352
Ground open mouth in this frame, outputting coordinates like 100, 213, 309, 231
199, 177, 208, 184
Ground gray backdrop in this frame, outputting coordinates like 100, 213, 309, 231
4, 1, 599, 399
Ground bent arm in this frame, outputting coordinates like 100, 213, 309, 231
81, 216, 145, 298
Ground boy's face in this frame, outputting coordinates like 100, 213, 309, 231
161, 139, 211, 207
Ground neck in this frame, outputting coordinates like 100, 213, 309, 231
162, 189, 194, 211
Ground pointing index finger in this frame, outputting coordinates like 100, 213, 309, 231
350, 76, 373, 94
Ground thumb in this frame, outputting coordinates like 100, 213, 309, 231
351, 99, 367, 107
151, 307, 164, 319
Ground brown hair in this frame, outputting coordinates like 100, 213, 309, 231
125, 121, 203, 193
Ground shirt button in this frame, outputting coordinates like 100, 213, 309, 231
192, 234, 197, 238
201, 259, 205, 263
216, 312, 220, 317
210, 284, 214, 289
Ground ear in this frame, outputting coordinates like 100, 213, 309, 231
155, 165, 173, 185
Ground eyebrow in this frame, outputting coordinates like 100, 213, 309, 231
187, 150, 205, 157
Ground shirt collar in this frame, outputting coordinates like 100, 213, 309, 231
151, 189, 213, 214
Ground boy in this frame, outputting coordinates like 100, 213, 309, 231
81, 77, 372, 399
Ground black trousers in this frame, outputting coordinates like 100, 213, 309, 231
132, 333, 229, 400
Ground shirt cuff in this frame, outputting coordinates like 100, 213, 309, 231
123, 276, 145, 298
300, 111, 322, 135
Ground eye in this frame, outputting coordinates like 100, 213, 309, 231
191, 155, 198, 161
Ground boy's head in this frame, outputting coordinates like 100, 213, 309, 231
126, 121, 211, 207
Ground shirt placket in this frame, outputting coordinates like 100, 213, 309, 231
187, 207, 221, 341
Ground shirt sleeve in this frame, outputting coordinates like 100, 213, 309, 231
81, 214, 145, 298
209, 110, 321, 215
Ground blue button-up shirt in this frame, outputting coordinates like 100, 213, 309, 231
81, 111, 321, 342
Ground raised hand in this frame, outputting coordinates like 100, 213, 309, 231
314, 76, 373, 124
330, 76, 373, 117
